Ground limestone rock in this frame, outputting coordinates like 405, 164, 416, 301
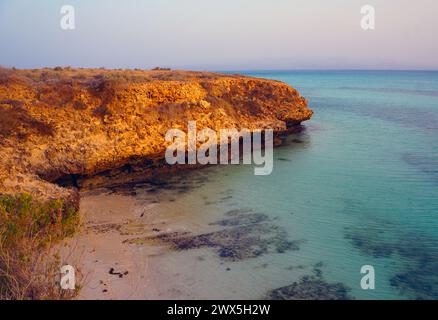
0, 68, 313, 205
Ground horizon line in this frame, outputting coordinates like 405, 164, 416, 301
3, 65, 438, 73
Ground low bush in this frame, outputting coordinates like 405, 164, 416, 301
0, 193, 80, 299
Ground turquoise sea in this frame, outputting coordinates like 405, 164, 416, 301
83, 71, 438, 300
233, 70, 438, 299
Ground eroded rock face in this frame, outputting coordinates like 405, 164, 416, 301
0, 68, 312, 205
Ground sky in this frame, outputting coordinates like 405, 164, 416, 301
0, 0, 437, 70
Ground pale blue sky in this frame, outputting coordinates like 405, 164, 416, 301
0, 0, 437, 70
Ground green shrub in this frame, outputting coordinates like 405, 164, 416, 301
0, 193, 80, 299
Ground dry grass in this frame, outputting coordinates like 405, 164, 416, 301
0, 66, 230, 87
0, 193, 80, 300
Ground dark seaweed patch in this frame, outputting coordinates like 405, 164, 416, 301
286, 264, 306, 271
267, 276, 351, 300
266, 264, 352, 300
151, 223, 299, 261
344, 231, 394, 258
125, 211, 302, 261
345, 226, 438, 299
219, 195, 233, 201
224, 208, 254, 217
403, 153, 438, 184
209, 213, 269, 227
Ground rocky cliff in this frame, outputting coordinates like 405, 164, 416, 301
0, 67, 312, 207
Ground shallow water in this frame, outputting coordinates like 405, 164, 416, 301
79, 71, 438, 300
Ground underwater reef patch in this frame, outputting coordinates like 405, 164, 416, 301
403, 153, 438, 184
266, 263, 352, 300
345, 225, 438, 300
124, 210, 303, 261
